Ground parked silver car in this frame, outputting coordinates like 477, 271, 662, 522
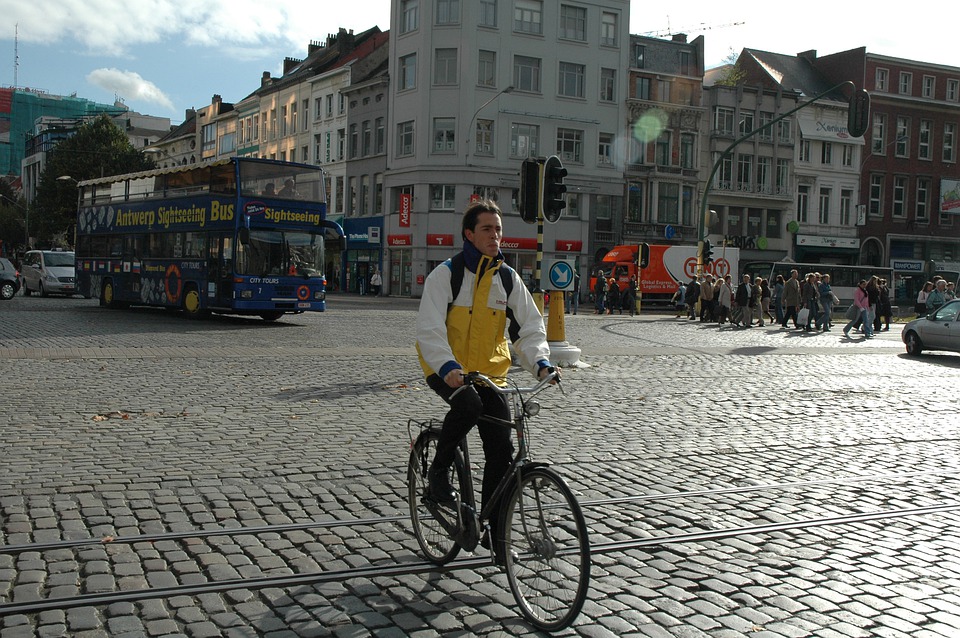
21, 250, 76, 297
902, 299, 960, 356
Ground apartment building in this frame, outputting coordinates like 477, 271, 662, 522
621, 33, 706, 259
384, 0, 630, 297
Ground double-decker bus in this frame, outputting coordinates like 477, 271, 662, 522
75, 157, 344, 320
742, 260, 894, 306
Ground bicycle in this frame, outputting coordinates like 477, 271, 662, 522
407, 370, 590, 632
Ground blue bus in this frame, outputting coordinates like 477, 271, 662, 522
75, 157, 344, 320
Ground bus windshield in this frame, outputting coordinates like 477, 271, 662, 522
237, 229, 325, 278
239, 161, 323, 201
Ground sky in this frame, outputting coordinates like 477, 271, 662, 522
1, 1, 957, 126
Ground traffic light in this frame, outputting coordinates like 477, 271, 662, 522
541, 155, 567, 223
701, 239, 714, 265
639, 242, 650, 269
848, 88, 871, 138
519, 158, 541, 224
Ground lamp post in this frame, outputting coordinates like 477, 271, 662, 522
465, 85, 513, 165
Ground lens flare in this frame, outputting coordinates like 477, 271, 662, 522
633, 109, 668, 144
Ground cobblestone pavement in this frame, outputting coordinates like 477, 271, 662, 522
1, 293, 959, 637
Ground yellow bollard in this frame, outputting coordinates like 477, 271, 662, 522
547, 290, 565, 341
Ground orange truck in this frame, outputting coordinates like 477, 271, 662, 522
590, 244, 740, 300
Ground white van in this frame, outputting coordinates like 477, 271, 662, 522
21, 250, 76, 297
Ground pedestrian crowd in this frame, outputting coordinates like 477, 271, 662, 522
593, 270, 638, 316
915, 276, 956, 316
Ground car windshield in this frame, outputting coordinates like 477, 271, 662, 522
44, 252, 75, 267
932, 302, 959, 323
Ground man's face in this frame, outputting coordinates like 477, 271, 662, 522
464, 211, 502, 258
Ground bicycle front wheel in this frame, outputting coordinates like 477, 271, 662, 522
501, 466, 590, 632
408, 429, 461, 564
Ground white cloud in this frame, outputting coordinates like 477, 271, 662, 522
86, 68, 175, 111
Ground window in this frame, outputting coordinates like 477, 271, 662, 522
397, 120, 415, 156
739, 112, 754, 135
600, 11, 618, 46
325, 95, 333, 117
559, 5, 586, 40
430, 184, 456, 210
840, 189, 853, 225
872, 113, 886, 154
766, 210, 782, 238
656, 131, 671, 166
349, 124, 358, 158
842, 144, 854, 167
478, 50, 496, 87
347, 177, 356, 215
899, 72, 913, 95
514, 0, 542, 34
869, 174, 884, 216
758, 112, 774, 141
948, 79, 959, 102
818, 187, 831, 224
480, 0, 497, 27
725, 208, 741, 235
399, 53, 417, 91
401, 0, 419, 33
337, 129, 345, 160
633, 77, 651, 100
436, 0, 459, 24
919, 120, 932, 160
201, 124, 216, 153
737, 154, 752, 190
599, 68, 616, 102
777, 119, 792, 143
747, 210, 762, 236
916, 177, 930, 221
895, 116, 909, 157
944, 123, 956, 162
679, 51, 691, 76
821, 142, 832, 165
475, 119, 494, 155
627, 183, 643, 222
875, 68, 888, 91
558, 62, 585, 98
923, 75, 935, 98
598, 132, 613, 165
511, 123, 539, 158
797, 185, 809, 223
338, 92, 345, 115
776, 159, 789, 194
798, 140, 811, 163
359, 175, 369, 214
680, 134, 695, 169
375, 174, 384, 214
716, 154, 732, 190
657, 79, 671, 103
362, 121, 372, 156
335, 177, 344, 213
375, 118, 385, 154
280, 105, 287, 137
434, 48, 458, 85
756, 156, 770, 193
715, 107, 734, 135
893, 176, 907, 217
657, 183, 679, 224
514, 55, 541, 93
633, 44, 645, 68
433, 118, 456, 153
556, 128, 583, 163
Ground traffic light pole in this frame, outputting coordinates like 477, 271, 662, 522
696, 80, 858, 277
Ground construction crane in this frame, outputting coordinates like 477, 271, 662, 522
640, 19, 745, 39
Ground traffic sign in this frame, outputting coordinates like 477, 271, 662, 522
544, 259, 575, 291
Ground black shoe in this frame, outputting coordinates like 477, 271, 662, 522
427, 465, 455, 504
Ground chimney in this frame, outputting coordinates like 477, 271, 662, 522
283, 57, 302, 74
308, 40, 324, 55
184, 108, 195, 121
798, 50, 817, 60
261, 71, 272, 87
671, 33, 688, 43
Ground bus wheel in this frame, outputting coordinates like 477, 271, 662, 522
101, 280, 115, 308
182, 286, 208, 319
259, 311, 284, 321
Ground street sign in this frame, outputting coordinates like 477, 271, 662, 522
544, 259, 575, 291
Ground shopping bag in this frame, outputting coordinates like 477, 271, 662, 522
845, 304, 859, 321
797, 308, 810, 325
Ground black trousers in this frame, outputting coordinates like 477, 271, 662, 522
427, 374, 513, 515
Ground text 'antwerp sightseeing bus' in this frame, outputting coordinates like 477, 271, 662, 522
75, 157, 344, 320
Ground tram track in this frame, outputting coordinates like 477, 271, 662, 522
1, 469, 959, 616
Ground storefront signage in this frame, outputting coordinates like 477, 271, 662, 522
555, 240, 583, 252
427, 233, 455, 246
941, 178, 960, 214
795, 235, 859, 249
369, 226, 380, 243
387, 234, 412, 246
399, 193, 412, 227
500, 237, 538, 250
891, 259, 924, 272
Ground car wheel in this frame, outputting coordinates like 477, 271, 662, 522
0, 281, 14, 300
39, 281, 47, 297
23, 281, 32, 296
904, 330, 923, 356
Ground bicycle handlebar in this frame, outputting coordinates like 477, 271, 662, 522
450, 369, 561, 401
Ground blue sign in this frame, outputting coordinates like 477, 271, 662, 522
547, 260, 574, 291
664, 224, 676, 240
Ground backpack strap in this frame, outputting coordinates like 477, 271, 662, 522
447, 252, 514, 311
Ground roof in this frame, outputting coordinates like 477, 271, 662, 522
741, 48, 849, 102
78, 158, 232, 188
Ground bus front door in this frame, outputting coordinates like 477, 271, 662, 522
209, 235, 235, 307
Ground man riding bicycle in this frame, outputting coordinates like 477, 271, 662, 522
415, 199, 558, 528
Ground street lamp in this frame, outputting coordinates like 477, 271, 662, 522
465, 85, 514, 165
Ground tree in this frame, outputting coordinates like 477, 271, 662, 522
713, 48, 747, 87
0, 179, 26, 256
31, 115, 155, 246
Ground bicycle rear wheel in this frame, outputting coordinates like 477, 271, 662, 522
408, 429, 461, 564
501, 466, 590, 632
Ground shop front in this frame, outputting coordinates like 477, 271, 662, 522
342, 217, 384, 295
793, 234, 860, 264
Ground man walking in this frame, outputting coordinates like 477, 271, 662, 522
781, 269, 802, 329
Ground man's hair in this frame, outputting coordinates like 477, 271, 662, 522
461, 199, 502, 240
